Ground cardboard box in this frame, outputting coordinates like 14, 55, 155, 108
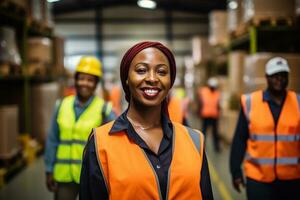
228, 51, 247, 95
53, 36, 65, 75
227, 0, 243, 32
0, 105, 19, 159
192, 36, 212, 65
209, 10, 229, 46
27, 37, 52, 64
244, 53, 300, 93
30, 83, 60, 144
243, 0, 296, 22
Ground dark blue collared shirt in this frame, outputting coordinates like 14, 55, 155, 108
80, 111, 213, 200
230, 90, 286, 180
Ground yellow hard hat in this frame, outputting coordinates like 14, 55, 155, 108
75, 56, 102, 78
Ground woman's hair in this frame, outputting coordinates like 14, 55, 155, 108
120, 41, 176, 102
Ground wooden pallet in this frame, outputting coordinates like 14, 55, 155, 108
230, 16, 295, 39
0, 150, 25, 188
230, 23, 248, 38
249, 16, 294, 27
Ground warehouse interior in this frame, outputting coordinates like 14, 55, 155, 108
0, 0, 300, 199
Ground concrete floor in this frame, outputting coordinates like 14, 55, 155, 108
0, 117, 247, 200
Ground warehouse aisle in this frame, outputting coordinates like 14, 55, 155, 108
189, 114, 246, 200
0, 158, 52, 200
0, 117, 247, 200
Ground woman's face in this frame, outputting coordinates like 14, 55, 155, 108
127, 47, 171, 107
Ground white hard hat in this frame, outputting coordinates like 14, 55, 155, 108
265, 57, 290, 76
207, 77, 218, 88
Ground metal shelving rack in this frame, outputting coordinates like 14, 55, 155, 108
0, 4, 54, 136
229, 25, 300, 54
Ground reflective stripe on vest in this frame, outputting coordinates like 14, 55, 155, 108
54, 95, 104, 183
241, 90, 300, 182
94, 121, 204, 200
199, 87, 220, 118
249, 134, 300, 141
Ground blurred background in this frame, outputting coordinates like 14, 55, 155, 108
0, 0, 299, 199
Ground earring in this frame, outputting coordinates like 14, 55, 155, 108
126, 80, 128, 85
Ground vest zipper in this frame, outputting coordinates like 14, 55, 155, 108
141, 150, 163, 200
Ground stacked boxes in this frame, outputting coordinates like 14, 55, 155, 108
209, 10, 229, 46
192, 36, 212, 65
0, 105, 19, 159
227, 0, 243, 32
27, 37, 52, 76
228, 51, 247, 95
30, 83, 60, 144
243, 0, 296, 22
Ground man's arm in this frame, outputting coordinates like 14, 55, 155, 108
229, 108, 249, 192
44, 101, 61, 192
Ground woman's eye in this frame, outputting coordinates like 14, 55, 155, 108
136, 68, 147, 74
158, 70, 167, 76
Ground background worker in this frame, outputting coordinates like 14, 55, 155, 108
168, 86, 190, 125
197, 77, 221, 152
80, 41, 213, 200
229, 57, 300, 200
44, 56, 116, 200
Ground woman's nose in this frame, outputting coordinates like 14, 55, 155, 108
146, 71, 158, 82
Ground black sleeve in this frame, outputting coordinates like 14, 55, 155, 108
200, 150, 214, 200
79, 134, 108, 200
229, 108, 249, 180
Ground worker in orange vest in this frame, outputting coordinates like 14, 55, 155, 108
108, 84, 123, 116
168, 95, 185, 124
197, 77, 221, 152
168, 86, 190, 125
229, 57, 300, 200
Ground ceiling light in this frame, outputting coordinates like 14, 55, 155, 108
47, 0, 60, 3
137, 0, 157, 9
228, 1, 238, 10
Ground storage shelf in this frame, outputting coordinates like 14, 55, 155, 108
230, 26, 300, 53
0, 75, 60, 83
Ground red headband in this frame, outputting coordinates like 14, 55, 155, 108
120, 41, 176, 102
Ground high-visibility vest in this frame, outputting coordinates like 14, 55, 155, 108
109, 85, 122, 116
241, 90, 300, 183
54, 95, 105, 183
198, 87, 220, 118
168, 96, 184, 124
94, 121, 204, 200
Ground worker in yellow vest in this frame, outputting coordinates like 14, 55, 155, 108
44, 56, 115, 200
230, 57, 300, 199
197, 77, 221, 152
80, 41, 213, 199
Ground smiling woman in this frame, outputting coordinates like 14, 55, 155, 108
80, 41, 214, 200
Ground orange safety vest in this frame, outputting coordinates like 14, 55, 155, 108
109, 86, 122, 116
198, 87, 220, 118
241, 90, 300, 183
168, 96, 184, 124
94, 121, 204, 200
